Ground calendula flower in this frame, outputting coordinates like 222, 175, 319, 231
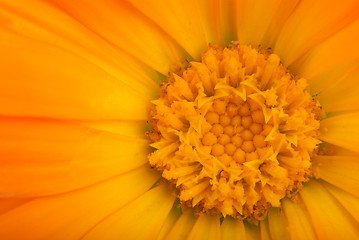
1, 0, 359, 239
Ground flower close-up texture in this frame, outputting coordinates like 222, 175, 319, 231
1, 0, 359, 239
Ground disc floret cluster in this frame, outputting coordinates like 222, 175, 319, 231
148, 42, 321, 220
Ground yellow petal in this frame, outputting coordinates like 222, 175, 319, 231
157, 203, 182, 240
126, 0, 207, 59
197, 0, 237, 45
314, 65, 359, 112
282, 198, 316, 240
244, 222, 260, 240
83, 184, 175, 240
196, 0, 221, 44
306, 59, 359, 110
221, 217, 246, 240
313, 155, 359, 198
236, 0, 283, 47
320, 113, 359, 154
46, 0, 184, 74
164, 211, 198, 240
187, 215, 221, 240
0, 31, 150, 120
322, 181, 359, 223
0, 118, 150, 197
261, 0, 301, 48
267, 207, 290, 240
300, 180, 359, 239
0, 166, 159, 240
275, 0, 359, 67
217, 0, 237, 45
291, 18, 359, 79
259, 219, 271, 240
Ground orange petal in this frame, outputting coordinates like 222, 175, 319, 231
164, 211, 198, 240
82, 120, 149, 138
0, 166, 159, 240
291, 18, 359, 79
46, 0, 185, 74
126, 0, 207, 59
0, 198, 31, 215
313, 155, 359, 198
320, 113, 359, 154
83, 184, 175, 240
300, 180, 359, 239
267, 207, 290, 240
221, 217, 246, 240
0, 118, 150, 197
187, 215, 221, 240
322, 181, 359, 223
281, 198, 317, 240
0, 0, 161, 95
0, 31, 150, 120
274, 0, 359, 67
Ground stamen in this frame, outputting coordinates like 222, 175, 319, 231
148, 42, 322, 221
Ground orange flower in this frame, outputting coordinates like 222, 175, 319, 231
0, 0, 359, 239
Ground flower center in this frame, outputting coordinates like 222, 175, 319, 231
147, 42, 321, 221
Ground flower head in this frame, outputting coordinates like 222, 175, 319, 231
0, 0, 359, 239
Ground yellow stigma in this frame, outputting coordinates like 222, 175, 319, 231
147, 42, 322, 221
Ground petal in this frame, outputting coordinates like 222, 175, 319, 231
0, 166, 159, 240
156, 200, 182, 240
0, 31, 150, 120
281, 198, 317, 240
235, 0, 284, 47
261, 0, 301, 48
164, 211, 198, 240
83, 184, 175, 240
320, 113, 359, 154
306, 59, 359, 110
300, 180, 359, 239
187, 215, 221, 240
274, 0, 359, 67
322, 181, 359, 223
313, 155, 359, 198
221, 217, 246, 240
313, 65, 359, 112
259, 219, 271, 240
291, 18, 359, 79
46, 0, 185, 74
126, 0, 207, 59
267, 208, 290, 240
0, 198, 31, 215
0, 0, 161, 94
197, 0, 237, 45
244, 222, 260, 240
0, 118, 150, 197
82, 120, 149, 138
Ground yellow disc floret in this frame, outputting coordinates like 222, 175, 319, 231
148, 42, 322, 221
